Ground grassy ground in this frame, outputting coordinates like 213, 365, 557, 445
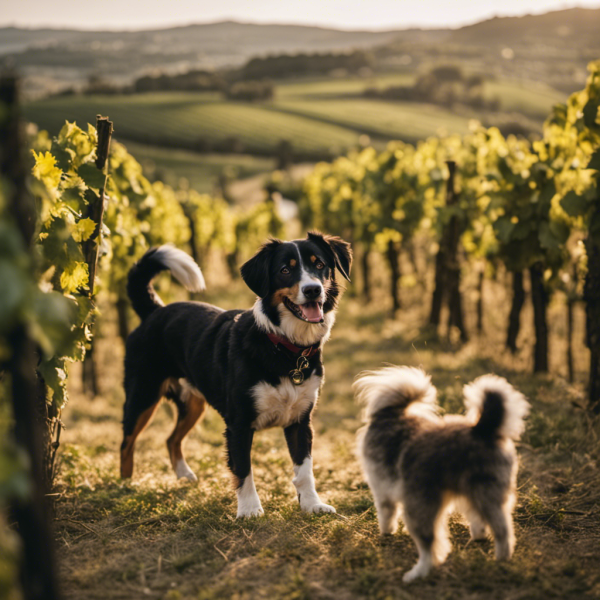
53, 272, 600, 600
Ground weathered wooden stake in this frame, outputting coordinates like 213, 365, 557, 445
429, 161, 468, 341
82, 115, 113, 397
506, 271, 525, 353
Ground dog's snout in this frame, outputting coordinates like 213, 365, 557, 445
302, 284, 322, 300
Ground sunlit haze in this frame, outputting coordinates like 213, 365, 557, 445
2, 0, 600, 30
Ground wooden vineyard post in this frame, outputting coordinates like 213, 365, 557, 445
361, 247, 372, 302
585, 203, 600, 413
81, 115, 113, 397
84, 115, 113, 296
387, 239, 401, 313
476, 268, 484, 334
506, 271, 525, 353
429, 161, 468, 341
1, 73, 62, 600
530, 262, 549, 373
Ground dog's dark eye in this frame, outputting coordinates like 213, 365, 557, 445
315, 261, 324, 270
281, 266, 290, 275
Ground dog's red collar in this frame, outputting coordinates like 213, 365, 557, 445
267, 333, 320, 358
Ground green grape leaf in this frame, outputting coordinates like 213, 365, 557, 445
0, 260, 28, 332
539, 221, 561, 250
38, 357, 68, 408
583, 99, 600, 131
560, 191, 589, 217
28, 291, 77, 357
549, 219, 570, 244
0, 441, 32, 502
512, 220, 531, 241
78, 163, 106, 191
494, 217, 515, 244
587, 149, 600, 171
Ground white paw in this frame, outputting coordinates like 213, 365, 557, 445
402, 563, 430, 583
302, 502, 336, 515
236, 505, 264, 519
175, 460, 198, 482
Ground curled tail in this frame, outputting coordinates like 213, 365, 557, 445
463, 375, 530, 440
353, 366, 437, 420
127, 245, 205, 320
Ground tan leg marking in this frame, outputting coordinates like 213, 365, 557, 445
167, 388, 206, 481
120, 402, 160, 478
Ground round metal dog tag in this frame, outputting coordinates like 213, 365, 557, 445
289, 370, 305, 385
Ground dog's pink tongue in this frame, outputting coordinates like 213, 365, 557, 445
301, 302, 323, 323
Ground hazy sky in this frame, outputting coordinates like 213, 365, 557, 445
3, 0, 600, 31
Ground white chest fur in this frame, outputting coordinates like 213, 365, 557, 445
251, 374, 322, 430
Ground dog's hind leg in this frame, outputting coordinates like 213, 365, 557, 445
471, 488, 515, 560
166, 379, 206, 482
468, 512, 488, 541
402, 512, 434, 583
457, 499, 488, 541
402, 494, 450, 582
374, 496, 400, 535
481, 501, 515, 560
120, 376, 167, 478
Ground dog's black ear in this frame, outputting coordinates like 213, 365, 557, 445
240, 239, 282, 298
307, 231, 352, 281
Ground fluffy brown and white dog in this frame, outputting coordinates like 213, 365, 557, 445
354, 367, 529, 582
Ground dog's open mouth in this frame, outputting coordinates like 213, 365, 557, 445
283, 297, 324, 323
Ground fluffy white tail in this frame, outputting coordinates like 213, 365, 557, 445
127, 245, 205, 320
154, 245, 206, 292
463, 375, 530, 440
354, 366, 437, 420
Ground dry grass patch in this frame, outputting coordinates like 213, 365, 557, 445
53, 282, 600, 599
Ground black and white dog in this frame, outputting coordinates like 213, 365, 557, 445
355, 367, 529, 581
120, 232, 351, 518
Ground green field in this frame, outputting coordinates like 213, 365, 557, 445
271, 98, 472, 141
25, 74, 567, 163
485, 79, 565, 119
25, 92, 361, 159
275, 72, 417, 98
119, 140, 275, 193
276, 73, 565, 119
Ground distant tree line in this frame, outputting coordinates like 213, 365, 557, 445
54, 50, 374, 102
133, 69, 226, 93
365, 65, 501, 111
239, 50, 374, 80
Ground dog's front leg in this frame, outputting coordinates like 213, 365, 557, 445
284, 415, 336, 514
225, 425, 263, 518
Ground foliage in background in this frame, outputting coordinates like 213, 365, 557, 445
299, 61, 600, 383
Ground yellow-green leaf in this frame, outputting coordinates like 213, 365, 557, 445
59, 262, 89, 294
32, 150, 62, 191
72, 218, 97, 242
